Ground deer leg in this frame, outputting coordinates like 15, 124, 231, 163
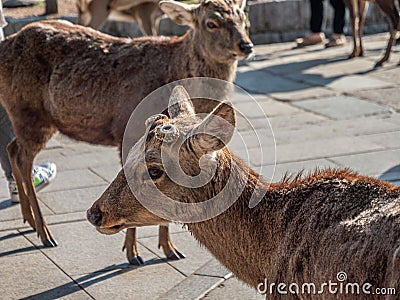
8, 139, 57, 247
357, 1, 368, 57
7, 139, 35, 229
375, 0, 399, 67
348, 1, 361, 58
88, 0, 111, 29
158, 225, 185, 260
123, 228, 144, 265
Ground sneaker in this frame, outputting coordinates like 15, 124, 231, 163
33, 162, 57, 192
8, 180, 19, 203
325, 34, 347, 48
296, 33, 326, 47
8, 162, 57, 203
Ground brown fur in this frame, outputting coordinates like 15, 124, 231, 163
344, 0, 399, 67
88, 86, 400, 299
0, 0, 252, 263
77, 0, 163, 36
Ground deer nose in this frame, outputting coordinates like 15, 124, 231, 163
239, 41, 253, 54
87, 206, 103, 227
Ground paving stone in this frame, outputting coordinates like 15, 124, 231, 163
249, 136, 384, 166
0, 230, 36, 258
43, 169, 108, 193
235, 69, 312, 95
328, 149, 400, 177
73, 260, 184, 300
292, 96, 391, 120
203, 277, 263, 300
90, 164, 122, 183
0, 193, 53, 222
236, 112, 325, 133
270, 86, 336, 101
350, 87, 400, 112
234, 99, 303, 119
362, 131, 400, 150
378, 165, 400, 183
159, 274, 225, 300
135, 223, 188, 239
0, 252, 89, 300
23, 221, 135, 276
38, 150, 120, 172
194, 258, 231, 278
327, 75, 393, 92
370, 68, 400, 85
140, 231, 216, 277
38, 185, 109, 214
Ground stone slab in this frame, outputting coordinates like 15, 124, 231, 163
140, 231, 216, 277
270, 86, 337, 102
194, 258, 231, 279
73, 260, 184, 300
42, 169, 108, 193
351, 87, 400, 112
159, 274, 225, 300
328, 149, 400, 177
0, 252, 89, 300
38, 184, 109, 214
249, 136, 384, 166
90, 164, 124, 183
22, 221, 133, 276
327, 75, 393, 92
235, 69, 312, 95
202, 277, 263, 300
292, 96, 391, 120
0, 229, 36, 258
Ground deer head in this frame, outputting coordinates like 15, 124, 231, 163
87, 85, 237, 233
161, 0, 253, 63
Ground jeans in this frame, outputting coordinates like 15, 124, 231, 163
310, 0, 346, 34
0, 105, 15, 181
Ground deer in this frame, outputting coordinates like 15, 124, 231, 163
0, 0, 253, 265
76, 0, 163, 36
344, 0, 399, 67
88, 85, 400, 299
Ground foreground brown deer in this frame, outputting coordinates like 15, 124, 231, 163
88, 86, 400, 299
0, 0, 252, 264
77, 0, 163, 36
344, 0, 399, 67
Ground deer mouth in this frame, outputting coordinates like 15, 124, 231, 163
96, 223, 126, 235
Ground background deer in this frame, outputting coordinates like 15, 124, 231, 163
0, 0, 252, 264
344, 0, 399, 67
88, 86, 400, 299
77, 0, 163, 36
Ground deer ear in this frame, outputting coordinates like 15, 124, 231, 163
168, 85, 195, 119
233, 0, 247, 11
160, 1, 199, 27
191, 101, 236, 153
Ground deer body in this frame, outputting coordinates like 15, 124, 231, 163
88, 86, 400, 298
77, 0, 164, 36
0, 0, 252, 263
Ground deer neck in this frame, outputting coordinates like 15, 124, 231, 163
185, 149, 280, 287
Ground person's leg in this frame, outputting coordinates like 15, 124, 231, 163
326, 0, 347, 47
0, 105, 15, 182
296, 0, 325, 47
330, 0, 346, 34
310, 0, 324, 33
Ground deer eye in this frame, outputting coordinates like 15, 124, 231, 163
206, 21, 218, 29
148, 167, 164, 180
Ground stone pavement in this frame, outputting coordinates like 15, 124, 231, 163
0, 33, 399, 300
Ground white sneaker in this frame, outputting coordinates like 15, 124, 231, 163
8, 162, 57, 203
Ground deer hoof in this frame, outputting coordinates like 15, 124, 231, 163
166, 249, 186, 260
129, 255, 144, 265
42, 237, 58, 247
